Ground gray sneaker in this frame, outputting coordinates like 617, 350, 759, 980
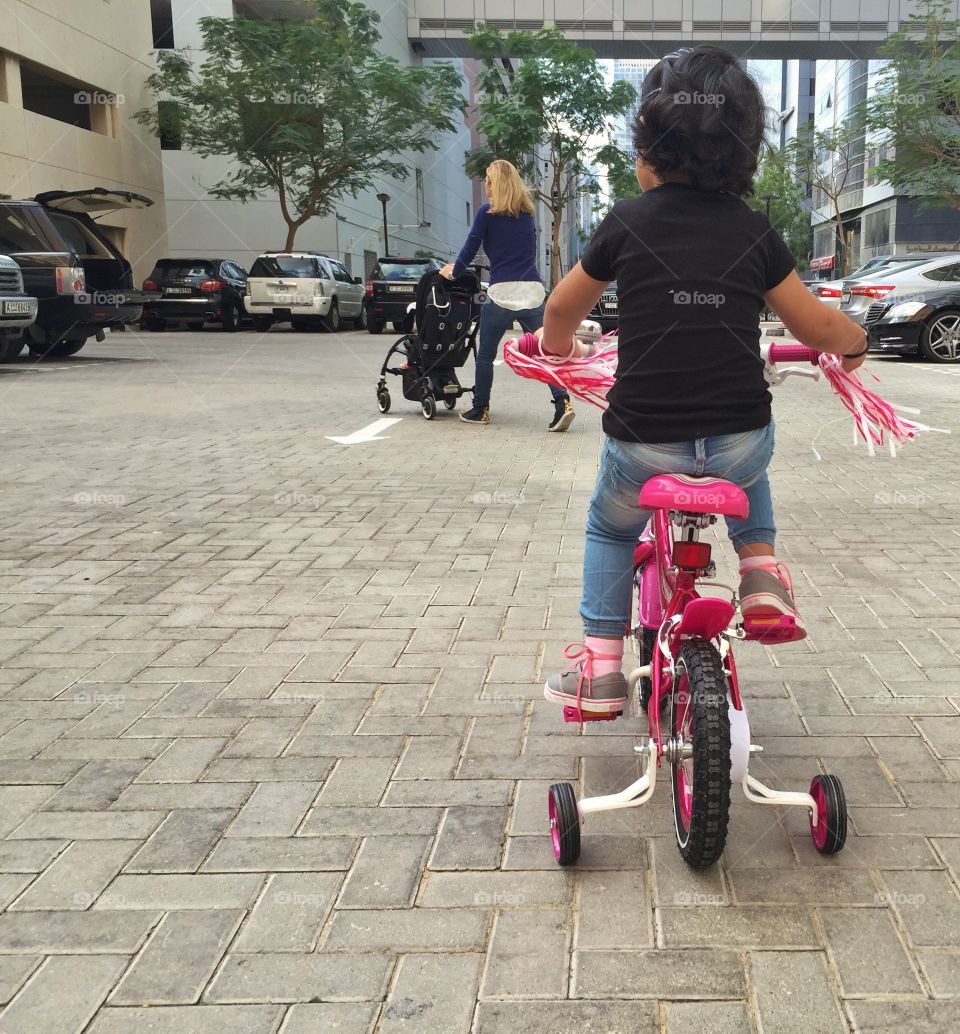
739, 563, 806, 643
544, 662, 627, 714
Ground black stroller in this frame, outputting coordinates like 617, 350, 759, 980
376, 269, 483, 420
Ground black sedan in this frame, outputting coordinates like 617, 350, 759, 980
141, 258, 248, 332
865, 285, 960, 363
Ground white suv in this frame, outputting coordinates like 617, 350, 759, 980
244, 252, 366, 333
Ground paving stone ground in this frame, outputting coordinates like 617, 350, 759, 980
0, 327, 958, 1033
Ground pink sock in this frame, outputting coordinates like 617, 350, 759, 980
584, 635, 624, 677
739, 555, 779, 576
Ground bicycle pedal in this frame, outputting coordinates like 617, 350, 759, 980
442, 384, 459, 394
563, 706, 622, 723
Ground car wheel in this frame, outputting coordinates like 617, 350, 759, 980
30, 338, 87, 359
0, 338, 24, 363
252, 317, 273, 333
367, 317, 383, 335
322, 300, 340, 333
221, 300, 239, 332
354, 305, 368, 331
919, 308, 960, 363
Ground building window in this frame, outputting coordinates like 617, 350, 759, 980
19, 61, 117, 136
364, 249, 378, 277
151, 0, 175, 49
415, 169, 424, 223
863, 208, 891, 252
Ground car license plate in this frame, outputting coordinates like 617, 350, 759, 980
840, 290, 851, 304
388, 286, 411, 293
165, 287, 192, 295
3, 300, 31, 314
606, 302, 618, 311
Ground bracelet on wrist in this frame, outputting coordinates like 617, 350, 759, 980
844, 345, 869, 359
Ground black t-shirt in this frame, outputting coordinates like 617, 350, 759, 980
580, 183, 796, 444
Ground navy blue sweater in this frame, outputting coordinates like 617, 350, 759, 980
452, 203, 542, 284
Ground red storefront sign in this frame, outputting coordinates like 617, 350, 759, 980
810, 255, 836, 271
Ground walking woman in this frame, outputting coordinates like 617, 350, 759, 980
441, 160, 575, 431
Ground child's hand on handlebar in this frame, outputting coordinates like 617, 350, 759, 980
534, 326, 592, 360
439, 263, 454, 279
841, 351, 866, 375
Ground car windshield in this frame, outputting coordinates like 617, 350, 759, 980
0, 206, 59, 253
378, 262, 430, 280
155, 262, 215, 279
250, 256, 318, 277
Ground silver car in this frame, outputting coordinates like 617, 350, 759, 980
837, 254, 960, 324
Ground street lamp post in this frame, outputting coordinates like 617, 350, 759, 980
376, 193, 391, 255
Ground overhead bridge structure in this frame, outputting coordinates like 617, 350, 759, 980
406, 1, 959, 58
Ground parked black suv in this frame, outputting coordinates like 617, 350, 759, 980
141, 258, 248, 332
0, 188, 155, 358
365, 256, 442, 334
589, 281, 618, 332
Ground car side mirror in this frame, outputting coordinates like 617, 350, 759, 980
354, 276, 363, 285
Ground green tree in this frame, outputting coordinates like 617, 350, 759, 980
784, 120, 864, 276
465, 25, 635, 287
136, 0, 465, 250
866, 0, 960, 212
747, 148, 813, 270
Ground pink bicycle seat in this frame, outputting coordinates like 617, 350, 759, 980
638, 474, 749, 520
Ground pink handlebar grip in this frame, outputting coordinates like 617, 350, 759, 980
767, 342, 819, 364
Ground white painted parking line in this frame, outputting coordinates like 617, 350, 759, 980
326, 417, 401, 445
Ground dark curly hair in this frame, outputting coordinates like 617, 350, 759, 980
632, 46, 767, 197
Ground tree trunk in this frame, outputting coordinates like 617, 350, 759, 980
284, 223, 299, 251
550, 205, 563, 289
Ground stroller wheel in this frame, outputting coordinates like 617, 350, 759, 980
443, 397, 457, 411
377, 388, 391, 414
421, 394, 437, 420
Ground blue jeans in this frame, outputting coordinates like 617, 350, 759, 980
474, 298, 567, 409
581, 423, 776, 637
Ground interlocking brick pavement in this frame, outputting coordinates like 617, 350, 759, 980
0, 330, 958, 1032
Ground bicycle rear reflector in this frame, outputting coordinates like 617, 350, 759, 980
672, 540, 712, 569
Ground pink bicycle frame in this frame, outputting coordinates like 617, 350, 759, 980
635, 508, 743, 758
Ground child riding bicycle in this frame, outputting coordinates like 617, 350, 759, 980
535, 45, 868, 716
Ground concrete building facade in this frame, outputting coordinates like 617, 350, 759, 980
0, 0, 168, 281
158, 0, 476, 277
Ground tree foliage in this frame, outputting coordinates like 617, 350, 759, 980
867, 0, 960, 212
136, 0, 465, 249
747, 148, 813, 270
465, 26, 635, 286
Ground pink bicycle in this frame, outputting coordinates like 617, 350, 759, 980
546, 342, 848, 869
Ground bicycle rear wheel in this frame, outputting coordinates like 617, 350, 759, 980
671, 638, 732, 868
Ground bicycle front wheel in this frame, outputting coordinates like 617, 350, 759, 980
671, 639, 732, 868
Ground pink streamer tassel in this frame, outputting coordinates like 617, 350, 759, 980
502, 333, 943, 454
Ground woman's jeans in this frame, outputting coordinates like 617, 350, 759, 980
474, 298, 567, 409
581, 423, 776, 637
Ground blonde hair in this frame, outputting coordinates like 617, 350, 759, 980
485, 159, 535, 217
